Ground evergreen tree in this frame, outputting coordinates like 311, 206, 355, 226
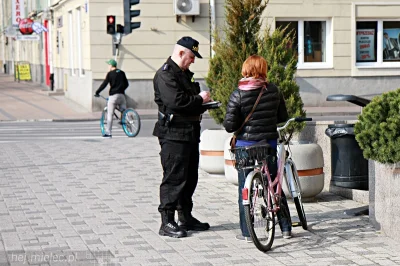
206, 0, 306, 134
259, 26, 306, 133
205, 0, 266, 124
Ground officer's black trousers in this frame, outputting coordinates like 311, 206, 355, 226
158, 138, 199, 214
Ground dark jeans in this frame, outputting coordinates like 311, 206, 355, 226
158, 138, 199, 215
238, 154, 291, 237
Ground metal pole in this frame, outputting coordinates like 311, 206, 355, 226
1, 0, 6, 73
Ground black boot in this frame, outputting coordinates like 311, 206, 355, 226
159, 211, 187, 238
178, 210, 210, 231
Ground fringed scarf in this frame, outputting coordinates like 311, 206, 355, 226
238, 77, 268, 91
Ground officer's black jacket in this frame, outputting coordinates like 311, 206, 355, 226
223, 83, 289, 141
153, 57, 206, 142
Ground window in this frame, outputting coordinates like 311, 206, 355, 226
356, 22, 377, 63
304, 21, 326, 63
383, 22, 400, 62
76, 7, 84, 76
356, 20, 400, 67
276, 19, 332, 69
68, 10, 75, 75
276, 21, 298, 53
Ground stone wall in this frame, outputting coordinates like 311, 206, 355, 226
369, 162, 400, 240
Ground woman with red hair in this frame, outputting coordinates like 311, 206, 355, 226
223, 55, 292, 241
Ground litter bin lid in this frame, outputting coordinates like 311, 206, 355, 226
328, 124, 355, 128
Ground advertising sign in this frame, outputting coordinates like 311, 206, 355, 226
383, 28, 400, 61
12, 0, 25, 27
356, 29, 375, 61
19, 18, 34, 35
16, 35, 40, 41
15, 62, 32, 81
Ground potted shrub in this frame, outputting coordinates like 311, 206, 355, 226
354, 88, 400, 240
355, 88, 400, 164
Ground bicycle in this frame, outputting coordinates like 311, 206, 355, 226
97, 95, 141, 137
230, 117, 311, 252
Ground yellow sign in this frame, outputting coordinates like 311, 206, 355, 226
16, 62, 31, 81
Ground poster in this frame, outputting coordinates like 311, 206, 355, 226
15, 63, 32, 81
356, 29, 375, 62
383, 28, 400, 61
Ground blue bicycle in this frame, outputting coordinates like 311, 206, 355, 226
98, 95, 141, 137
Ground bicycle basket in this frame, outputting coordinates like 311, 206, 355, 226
229, 144, 274, 170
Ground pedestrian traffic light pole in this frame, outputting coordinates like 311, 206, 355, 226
105, 0, 140, 58
123, 0, 141, 35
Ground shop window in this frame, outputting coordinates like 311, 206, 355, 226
276, 19, 332, 69
356, 20, 400, 67
276, 21, 298, 53
383, 22, 400, 62
304, 21, 326, 63
356, 22, 377, 63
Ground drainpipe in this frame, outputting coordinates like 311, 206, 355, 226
210, 0, 215, 58
47, 0, 53, 85
1, 0, 6, 73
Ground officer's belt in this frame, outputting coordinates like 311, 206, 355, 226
173, 115, 202, 122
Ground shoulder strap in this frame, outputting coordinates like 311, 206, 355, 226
234, 87, 265, 136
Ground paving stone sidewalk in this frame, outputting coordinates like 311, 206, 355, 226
0, 137, 399, 266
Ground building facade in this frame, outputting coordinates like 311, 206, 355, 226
1, 0, 400, 110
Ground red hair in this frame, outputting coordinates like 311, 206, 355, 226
241, 55, 268, 79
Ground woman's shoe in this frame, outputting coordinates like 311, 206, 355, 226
282, 231, 292, 239
235, 234, 252, 243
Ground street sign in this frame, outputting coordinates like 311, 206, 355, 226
16, 35, 40, 41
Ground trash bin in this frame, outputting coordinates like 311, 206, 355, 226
325, 94, 371, 191
325, 124, 368, 190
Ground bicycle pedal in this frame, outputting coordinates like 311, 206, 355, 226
291, 222, 301, 227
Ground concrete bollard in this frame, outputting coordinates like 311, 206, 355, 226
199, 129, 231, 175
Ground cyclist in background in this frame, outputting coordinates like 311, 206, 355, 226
94, 59, 129, 138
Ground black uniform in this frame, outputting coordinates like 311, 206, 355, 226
153, 57, 206, 218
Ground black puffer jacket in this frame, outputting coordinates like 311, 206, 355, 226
223, 83, 288, 141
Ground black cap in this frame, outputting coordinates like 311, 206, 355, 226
177, 36, 202, 58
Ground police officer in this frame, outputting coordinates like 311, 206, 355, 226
153, 37, 211, 238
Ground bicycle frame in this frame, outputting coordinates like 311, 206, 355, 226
242, 117, 307, 214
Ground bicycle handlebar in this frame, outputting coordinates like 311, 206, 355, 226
277, 117, 312, 132
94, 95, 108, 101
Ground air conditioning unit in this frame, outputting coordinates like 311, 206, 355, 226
174, 0, 200, 16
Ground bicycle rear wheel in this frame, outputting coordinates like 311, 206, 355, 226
244, 172, 275, 252
100, 107, 108, 135
287, 163, 307, 230
122, 108, 141, 137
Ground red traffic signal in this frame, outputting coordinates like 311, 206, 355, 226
106, 15, 116, 35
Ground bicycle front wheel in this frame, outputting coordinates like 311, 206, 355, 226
122, 108, 141, 137
287, 162, 307, 230
293, 175, 307, 230
244, 171, 275, 252
100, 107, 108, 135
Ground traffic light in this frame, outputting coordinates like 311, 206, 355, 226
124, 0, 141, 35
116, 24, 124, 33
106, 15, 116, 35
